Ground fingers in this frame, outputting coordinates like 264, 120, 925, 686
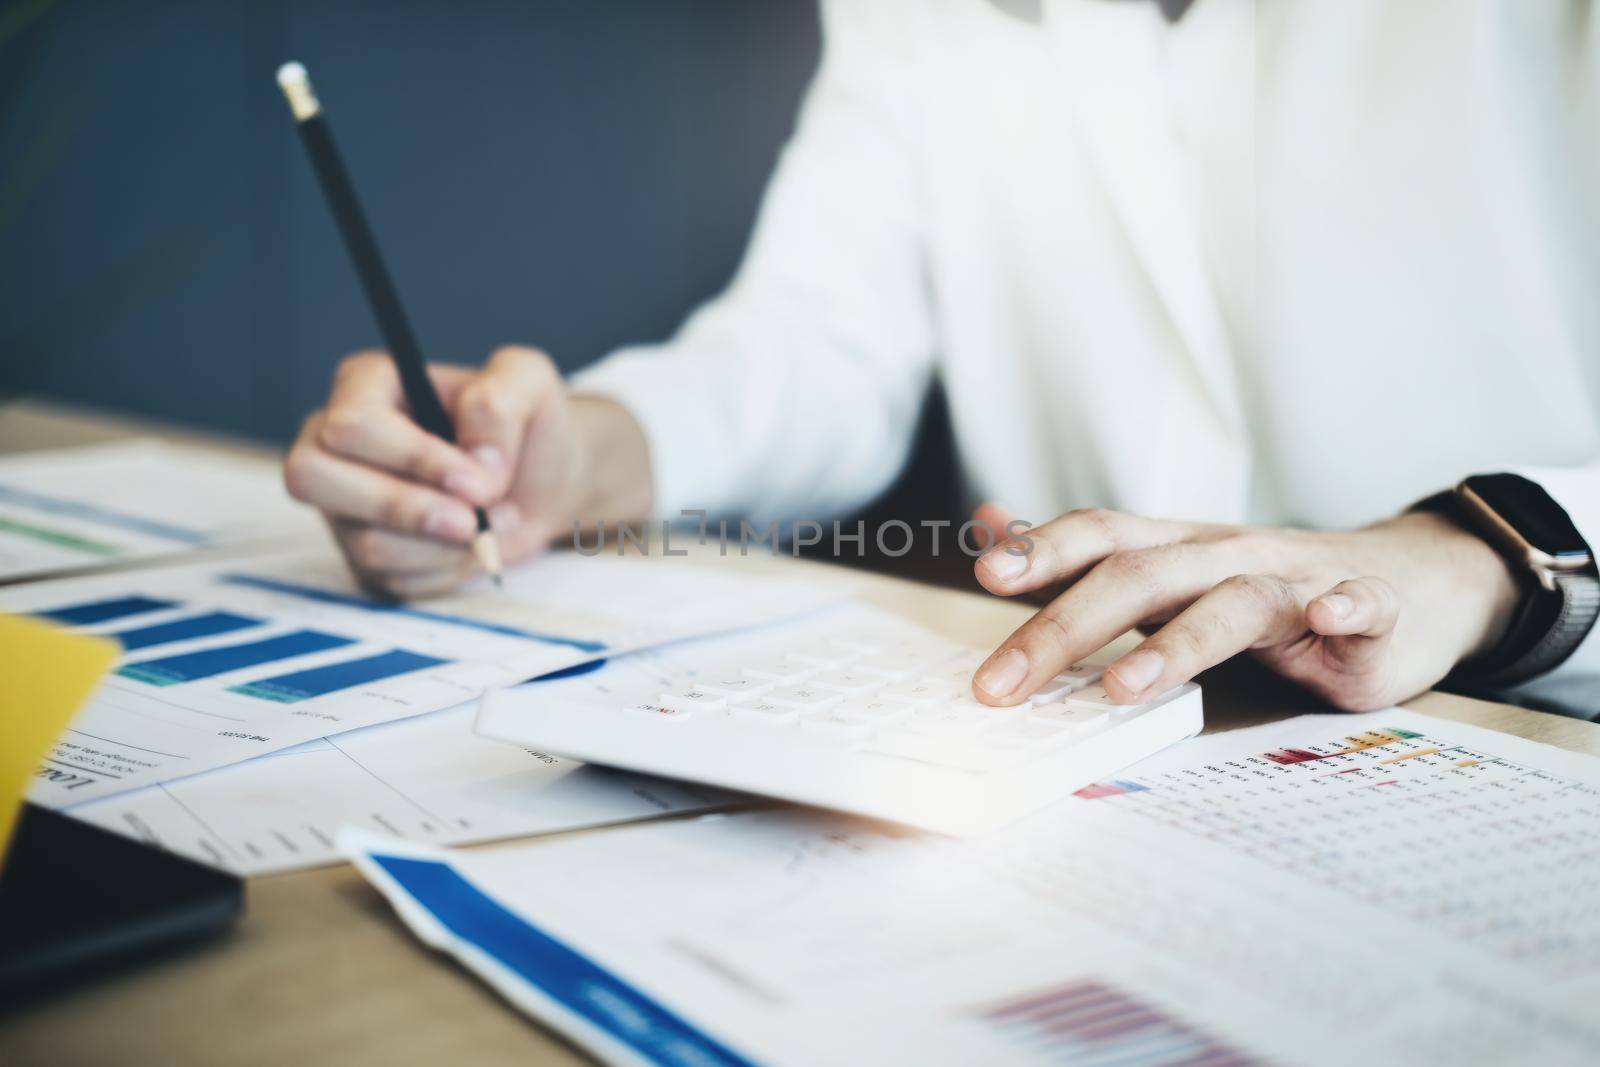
1102, 574, 1306, 703
973, 542, 1236, 705
975, 507, 1198, 597
453, 346, 562, 499
316, 353, 498, 505
1305, 577, 1400, 672
333, 521, 476, 597
285, 423, 478, 542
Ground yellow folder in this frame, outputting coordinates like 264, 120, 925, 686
0, 614, 117, 865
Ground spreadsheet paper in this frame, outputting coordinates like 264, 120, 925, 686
346, 709, 1600, 1067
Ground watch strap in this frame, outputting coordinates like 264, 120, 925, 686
1418, 482, 1600, 689
1465, 568, 1600, 688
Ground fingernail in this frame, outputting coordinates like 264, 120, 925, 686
1317, 593, 1354, 622
424, 506, 475, 542
1109, 649, 1164, 695
974, 648, 1029, 700
472, 445, 505, 473
443, 468, 492, 501
980, 544, 1028, 582
489, 501, 522, 533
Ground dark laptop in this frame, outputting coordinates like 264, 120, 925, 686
0, 803, 243, 1002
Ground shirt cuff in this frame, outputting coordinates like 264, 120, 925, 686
570, 348, 738, 523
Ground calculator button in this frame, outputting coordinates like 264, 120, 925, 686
741, 657, 814, 683
926, 665, 979, 689
1029, 675, 1085, 704
764, 685, 844, 711
623, 702, 692, 721
1060, 664, 1105, 686
695, 675, 774, 700
900, 707, 989, 738
878, 679, 957, 706
808, 671, 885, 695
949, 697, 1013, 717
658, 690, 728, 713
854, 652, 941, 680
1064, 684, 1121, 708
831, 699, 912, 725
726, 700, 798, 725
1028, 702, 1110, 733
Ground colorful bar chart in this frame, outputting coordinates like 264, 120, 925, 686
1263, 727, 1427, 766
118, 630, 355, 686
1074, 779, 1150, 800
104, 611, 263, 651
980, 978, 1262, 1067
229, 649, 447, 703
37, 594, 178, 626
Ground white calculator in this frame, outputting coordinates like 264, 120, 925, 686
475, 607, 1202, 835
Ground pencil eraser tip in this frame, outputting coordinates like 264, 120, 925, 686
276, 61, 308, 88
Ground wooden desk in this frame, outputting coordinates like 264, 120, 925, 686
3, 397, 1597, 1066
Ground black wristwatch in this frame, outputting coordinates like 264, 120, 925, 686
1425, 473, 1600, 687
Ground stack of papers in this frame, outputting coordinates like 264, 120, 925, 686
0, 439, 845, 871
0, 440, 316, 581
344, 710, 1600, 1067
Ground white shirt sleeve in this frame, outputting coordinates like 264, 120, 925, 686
571, 0, 936, 528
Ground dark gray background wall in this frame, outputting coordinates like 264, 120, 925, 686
0, 0, 821, 443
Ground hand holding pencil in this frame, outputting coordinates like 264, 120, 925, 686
275, 62, 654, 599
276, 61, 506, 588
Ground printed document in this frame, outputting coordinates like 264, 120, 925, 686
346, 709, 1600, 1067
71, 704, 740, 877
7, 550, 834, 808
0, 440, 315, 581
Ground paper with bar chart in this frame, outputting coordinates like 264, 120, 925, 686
5, 550, 835, 809
344, 709, 1600, 1067
68, 700, 741, 876
0, 439, 315, 581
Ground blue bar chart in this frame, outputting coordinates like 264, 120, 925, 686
105, 611, 263, 651
35, 585, 461, 706
117, 630, 356, 686
230, 649, 447, 704
38, 594, 178, 626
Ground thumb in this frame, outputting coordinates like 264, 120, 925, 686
452, 345, 561, 500
1306, 576, 1400, 673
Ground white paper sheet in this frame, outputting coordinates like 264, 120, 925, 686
345, 709, 1600, 1067
70, 701, 741, 876
0, 439, 315, 581
6, 550, 835, 808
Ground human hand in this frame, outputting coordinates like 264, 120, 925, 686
968, 502, 1520, 711
284, 346, 648, 597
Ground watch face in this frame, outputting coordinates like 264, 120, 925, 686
1463, 474, 1590, 559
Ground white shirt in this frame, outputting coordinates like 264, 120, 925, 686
574, 0, 1600, 695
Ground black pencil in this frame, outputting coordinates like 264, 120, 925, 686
274, 61, 503, 587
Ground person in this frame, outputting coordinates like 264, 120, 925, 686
283, 0, 1600, 717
